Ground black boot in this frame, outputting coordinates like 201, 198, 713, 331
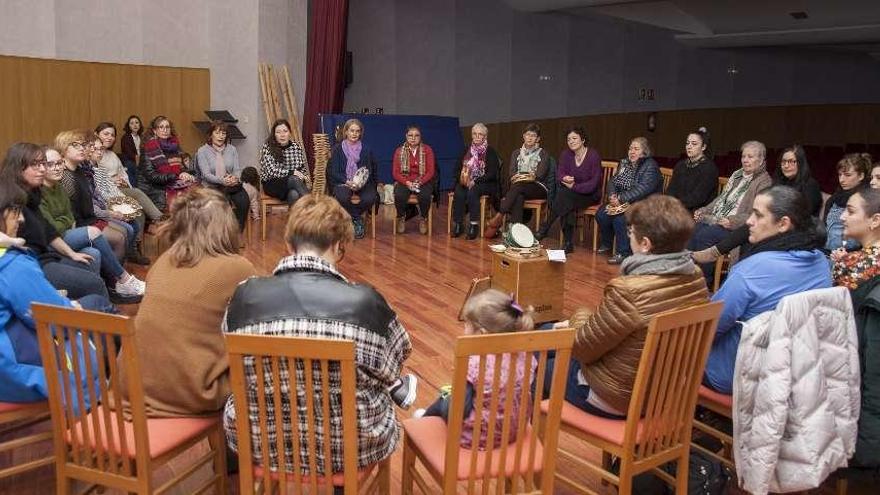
451, 222, 463, 238
466, 223, 478, 240
536, 213, 556, 241
562, 225, 575, 254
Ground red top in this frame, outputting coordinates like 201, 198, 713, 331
392, 144, 435, 185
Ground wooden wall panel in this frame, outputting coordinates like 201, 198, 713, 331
0, 55, 209, 157
470, 103, 880, 169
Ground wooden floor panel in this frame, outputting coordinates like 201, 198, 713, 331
0, 199, 860, 493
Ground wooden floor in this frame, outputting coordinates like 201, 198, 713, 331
0, 199, 872, 494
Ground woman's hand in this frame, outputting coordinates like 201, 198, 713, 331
114, 175, 129, 188
717, 218, 732, 229
109, 210, 125, 221
693, 210, 704, 222
179, 172, 195, 183
69, 251, 94, 265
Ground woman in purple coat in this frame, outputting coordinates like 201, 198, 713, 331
536, 126, 601, 253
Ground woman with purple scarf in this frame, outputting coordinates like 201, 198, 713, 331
328, 118, 378, 239
137, 116, 199, 211
450, 123, 501, 240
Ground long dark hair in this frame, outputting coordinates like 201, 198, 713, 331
0, 142, 44, 193
265, 119, 292, 164
774, 145, 813, 189
688, 127, 712, 159
123, 115, 143, 136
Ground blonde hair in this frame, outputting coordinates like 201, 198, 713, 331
284, 194, 354, 252
160, 188, 241, 267
53, 129, 90, 153
462, 289, 535, 334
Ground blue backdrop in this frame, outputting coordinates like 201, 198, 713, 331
318, 114, 465, 191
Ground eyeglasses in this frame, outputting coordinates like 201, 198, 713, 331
47, 160, 65, 169
69, 142, 86, 150
28, 160, 48, 169
780, 158, 798, 165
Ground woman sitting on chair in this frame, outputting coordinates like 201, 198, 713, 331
259, 118, 311, 206
665, 127, 719, 212
536, 126, 602, 253
485, 123, 550, 238
451, 123, 501, 240
196, 120, 250, 231
138, 116, 199, 211
392, 125, 435, 235
834, 187, 880, 469
596, 137, 662, 264
543, 195, 708, 417
328, 118, 378, 239
688, 140, 772, 285
118, 188, 256, 417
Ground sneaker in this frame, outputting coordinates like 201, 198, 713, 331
353, 218, 365, 239
413, 408, 426, 419
115, 275, 145, 297
418, 218, 428, 235
607, 254, 627, 265
389, 373, 418, 410
596, 245, 612, 254
108, 288, 142, 305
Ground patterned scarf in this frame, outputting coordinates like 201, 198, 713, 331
516, 146, 542, 174
399, 143, 425, 176
711, 166, 761, 219
612, 158, 640, 192
341, 139, 362, 181
464, 141, 488, 182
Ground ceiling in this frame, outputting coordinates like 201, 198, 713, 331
502, 0, 880, 57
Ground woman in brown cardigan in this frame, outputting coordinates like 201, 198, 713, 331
542, 195, 709, 417
118, 188, 257, 417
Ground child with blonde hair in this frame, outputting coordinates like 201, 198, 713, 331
414, 289, 537, 449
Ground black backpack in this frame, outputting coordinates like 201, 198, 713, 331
627, 450, 731, 494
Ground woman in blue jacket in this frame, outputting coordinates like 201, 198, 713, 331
327, 119, 378, 239
0, 180, 110, 408
704, 185, 832, 394
596, 137, 662, 264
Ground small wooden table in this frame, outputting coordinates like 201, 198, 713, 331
490, 250, 565, 324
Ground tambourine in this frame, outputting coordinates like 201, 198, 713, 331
106, 196, 143, 222
350, 166, 369, 191
503, 223, 537, 248
604, 203, 630, 216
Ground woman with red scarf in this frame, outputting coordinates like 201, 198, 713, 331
450, 123, 501, 240
392, 125, 435, 235
137, 116, 198, 211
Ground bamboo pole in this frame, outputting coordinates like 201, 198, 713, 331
282, 66, 304, 143
258, 63, 274, 130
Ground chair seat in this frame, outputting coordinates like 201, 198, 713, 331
403, 416, 543, 479
524, 199, 546, 206
583, 205, 599, 215
65, 406, 218, 460
541, 400, 645, 446
0, 401, 47, 414
253, 461, 376, 487
260, 193, 286, 206
698, 385, 732, 411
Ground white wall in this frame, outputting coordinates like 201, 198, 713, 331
0, 0, 308, 162
345, 0, 880, 125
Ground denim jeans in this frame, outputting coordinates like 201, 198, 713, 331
62, 227, 124, 279
596, 207, 630, 256
42, 258, 108, 300
541, 356, 626, 420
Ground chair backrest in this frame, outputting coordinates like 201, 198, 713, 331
717, 176, 729, 195
32, 303, 150, 483
622, 302, 723, 463
660, 167, 673, 193
225, 334, 359, 495
600, 160, 618, 200
444, 328, 575, 494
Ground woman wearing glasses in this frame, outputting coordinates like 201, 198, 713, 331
138, 116, 198, 211
392, 125, 435, 234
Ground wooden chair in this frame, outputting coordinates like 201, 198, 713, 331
393, 193, 434, 236
587, 161, 619, 251
446, 192, 490, 237
660, 167, 674, 193
0, 401, 54, 480
32, 303, 226, 495
712, 255, 730, 293
691, 386, 734, 471
225, 334, 390, 495
539, 302, 723, 494
401, 328, 575, 494
523, 199, 546, 232
260, 191, 289, 242
717, 176, 728, 195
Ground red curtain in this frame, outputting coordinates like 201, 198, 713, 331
302, 0, 349, 166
